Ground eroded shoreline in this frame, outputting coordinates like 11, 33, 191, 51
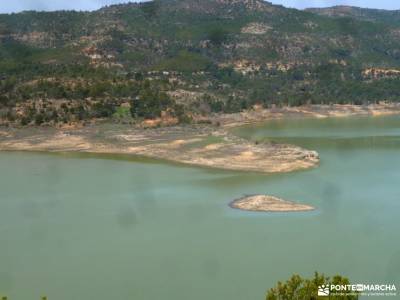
0, 124, 319, 173
1, 104, 400, 173
214, 103, 400, 128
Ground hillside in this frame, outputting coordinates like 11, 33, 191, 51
1, 0, 400, 126
306, 5, 400, 26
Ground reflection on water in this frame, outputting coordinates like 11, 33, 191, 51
0, 115, 400, 300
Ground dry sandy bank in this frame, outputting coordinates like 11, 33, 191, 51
0, 125, 319, 173
215, 103, 400, 128
2, 104, 400, 173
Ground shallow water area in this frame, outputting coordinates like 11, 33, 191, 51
1, 115, 399, 299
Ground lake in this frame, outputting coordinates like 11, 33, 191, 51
0, 115, 399, 299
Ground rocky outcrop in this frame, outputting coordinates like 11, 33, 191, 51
362, 68, 400, 80
241, 22, 272, 34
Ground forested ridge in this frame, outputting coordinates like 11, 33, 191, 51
1, 0, 400, 126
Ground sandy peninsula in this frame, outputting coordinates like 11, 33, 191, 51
1, 104, 400, 173
230, 195, 315, 212
0, 124, 319, 173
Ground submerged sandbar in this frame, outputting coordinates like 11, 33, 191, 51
230, 195, 315, 212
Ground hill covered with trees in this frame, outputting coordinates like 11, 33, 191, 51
1, 0, 400, 126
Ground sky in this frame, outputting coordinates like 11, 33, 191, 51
0, 0, 400, 14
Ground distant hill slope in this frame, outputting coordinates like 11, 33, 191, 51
306, 5, 400, 26
1, 0, 400, 126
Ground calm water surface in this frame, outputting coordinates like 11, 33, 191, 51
0, 115, 399, 299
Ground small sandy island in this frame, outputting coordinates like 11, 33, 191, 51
230, 195, 315, 212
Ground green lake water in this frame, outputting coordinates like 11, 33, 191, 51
0, 115, 399, 299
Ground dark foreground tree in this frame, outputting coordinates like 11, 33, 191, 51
266, 272, 359, 300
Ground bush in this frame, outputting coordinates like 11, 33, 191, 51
266, 272, 359, 300
131, 82, 172, 119
207, 27, 229, 46
157, 50, 212, 73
